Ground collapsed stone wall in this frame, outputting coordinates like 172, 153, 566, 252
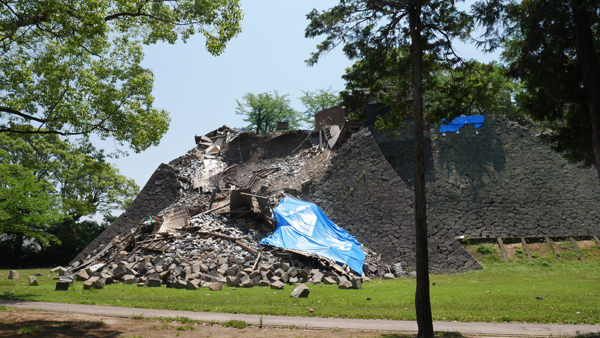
373, 116, 600, 239
71, 163, 180, 264
300, 130, 481, 273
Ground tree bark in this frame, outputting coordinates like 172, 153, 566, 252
570, 0, 600, 183
409, 1, 434, 338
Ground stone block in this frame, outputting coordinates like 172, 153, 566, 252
270, 280, 285, 289
338, 281, 352, 289
123, 275, 136, 285
8, 270, 19, 280
290, 284, 310, 298
28, 276, 38, 286
209, 282, 222, 291
55, 281, 70, 291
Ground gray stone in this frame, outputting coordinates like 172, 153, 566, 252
209, 282, 223, 291
290, 284, 310, 298
147, 277, 162, 287
123, 275, 136, 285
407, 271, 417, 279
76, 270, 89, 281
55, 281, 70, 291
338, 281, 352, 289
351, 278, 362, 289
323, 277, 337, 285
383, 273, 395, 280
84, 277, 99, 290
28, 276, 38, 286
270, 280, 285, 289
8, 270, 19, 280
258, 280, 270, 287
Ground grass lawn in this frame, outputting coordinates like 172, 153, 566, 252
1, 258, 599, 324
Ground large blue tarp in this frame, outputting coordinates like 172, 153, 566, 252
260, 197, 365, 275
440, 115, 485, 133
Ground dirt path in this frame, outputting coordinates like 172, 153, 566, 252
0, 308, 395, 338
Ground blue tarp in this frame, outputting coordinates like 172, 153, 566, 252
260, 197, 365, 275
440, 115, 485, 133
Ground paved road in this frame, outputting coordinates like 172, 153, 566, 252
2, 300, 599, 336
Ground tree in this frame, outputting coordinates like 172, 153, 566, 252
306, 2, 472, 337
426, 61, 521, 120
0, 0, 242, 156
0, 132, 138, 266
235, 91, 301, 134
473, 0, 600, 180
299, 87, 342, 126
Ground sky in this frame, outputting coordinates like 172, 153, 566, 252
106, 0, 501, 192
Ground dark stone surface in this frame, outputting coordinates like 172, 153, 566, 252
301, 130, 481, 273
371, 116, 600, 239
70, 163, 180, 265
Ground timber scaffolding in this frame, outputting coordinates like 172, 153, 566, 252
458, 235, 600, 264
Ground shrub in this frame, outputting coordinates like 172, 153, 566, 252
476, 244, 495, 255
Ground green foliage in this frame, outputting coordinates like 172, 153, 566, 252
426, 61, 521, 120
221, 320, 249, 329
0, 163, 63, 247
235, 91, 301, 134
17, 326, 42, 334
298, 87, 342, 127
473, 0, 600, 168
0, 0, 242, 155
476, 245, 495, 255
0, 132, 137, 268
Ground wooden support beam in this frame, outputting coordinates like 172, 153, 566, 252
521, 237, 533, 262
569, 237, 586, 263
545, 236, 558, 262
593, 235, 600, 248
497, 238, 509, 263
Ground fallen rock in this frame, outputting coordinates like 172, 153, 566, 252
84, 277, 99, 290
147, 277, 162, 287
186, 280, 200, 290
270, 280, 285, 289
209, 282, 223, 291
407, 271, 417, 279
55, 281, 70, 291
8, 270, 19, 280
351, 277, 362, 290
290, 284, 310, 298
323, 277, 337, 285
123, 275, 136, 285
338, 281, 352, 289
383, 273, 395, 280
28, 276, 38, 286
76, 270, 89, 281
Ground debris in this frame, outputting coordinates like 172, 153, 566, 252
28, 276, 38, 286
291, 284, 310, 298
8, 270, 19, 280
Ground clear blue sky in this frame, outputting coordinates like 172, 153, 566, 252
108, 0, 501, 192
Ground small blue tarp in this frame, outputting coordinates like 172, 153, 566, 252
260, 197, 365, 275
440, 115, 485, 133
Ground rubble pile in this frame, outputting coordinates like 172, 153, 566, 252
60, 126, 401, 292
58, 209, 399, 292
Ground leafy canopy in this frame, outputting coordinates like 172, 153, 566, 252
235, 91, 301, 134
0, 132, 138, 246
298, 87, 342, 127
0, 0, 243, 155
472, 0, 600, 167
306, 1, 474, 130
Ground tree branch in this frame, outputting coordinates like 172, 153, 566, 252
0, 106, 47, 123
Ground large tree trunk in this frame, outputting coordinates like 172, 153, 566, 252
409, 2, 434, 338
571, 0, 600, 183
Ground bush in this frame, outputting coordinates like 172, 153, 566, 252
476, 244, 495, 255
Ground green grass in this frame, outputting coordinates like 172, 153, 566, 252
17, 326, 42, 334
221, 319, 249, 329
1, 262, 599, 324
